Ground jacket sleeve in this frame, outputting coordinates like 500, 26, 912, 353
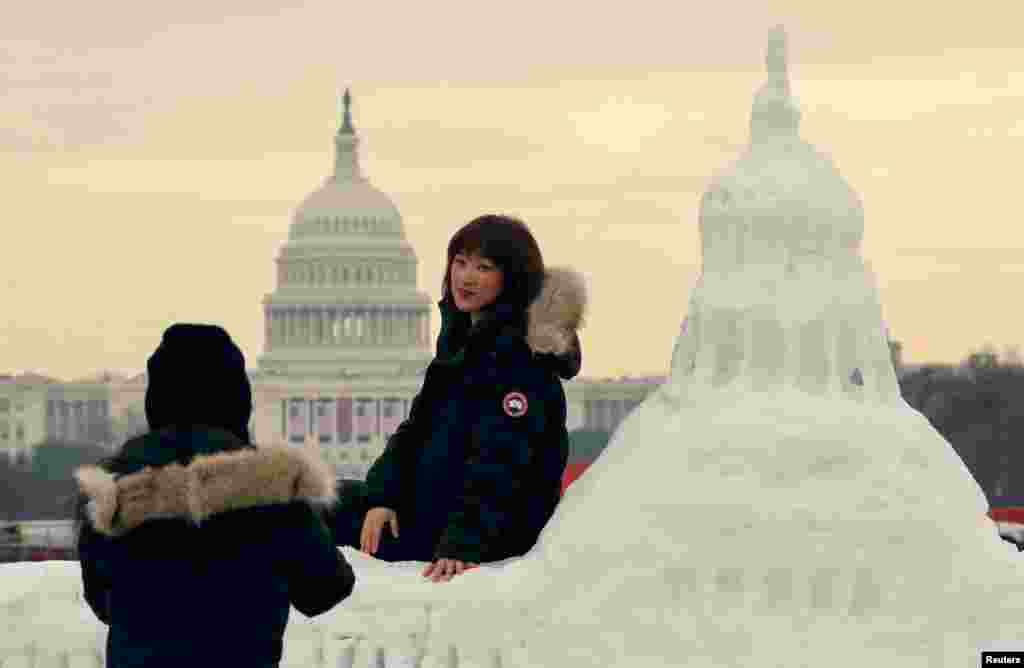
76, 516, 115, 625
286, 501, 356, 617
434, 373, 549, 563
364, 387, 430, 512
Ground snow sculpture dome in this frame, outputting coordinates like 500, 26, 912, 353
291, 89, 402, 238
700, 25, 864, 269
670, 25, 897, 401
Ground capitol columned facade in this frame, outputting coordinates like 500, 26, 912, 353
1, 90, 662, 473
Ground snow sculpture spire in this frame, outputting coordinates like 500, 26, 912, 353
750, 24, 801, 144
332, 86, 363, 181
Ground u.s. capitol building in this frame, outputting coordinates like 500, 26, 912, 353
0, 91, 661, 474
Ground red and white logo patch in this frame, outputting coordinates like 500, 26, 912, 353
502, 391, 528, 417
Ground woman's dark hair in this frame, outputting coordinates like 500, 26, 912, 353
440, 214, 545, 315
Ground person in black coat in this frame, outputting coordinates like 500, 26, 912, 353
324, 214, 587, 583
73, 324, 354, 668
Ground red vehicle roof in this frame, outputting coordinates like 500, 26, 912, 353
989, 506, 1024, 524
561, 461, 592, 495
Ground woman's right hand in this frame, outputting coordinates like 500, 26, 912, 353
360, 507, 399, 554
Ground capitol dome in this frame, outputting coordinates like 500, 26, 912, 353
698, 25, 864, 272
290, 89, 403, 241
294, 178, 401, 227
258, 88, 434, 379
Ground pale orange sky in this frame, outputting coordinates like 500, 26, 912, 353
2, 1, 1022, 380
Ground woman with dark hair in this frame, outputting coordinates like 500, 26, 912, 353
326, 214, 586, 582
73, 324, 355, 668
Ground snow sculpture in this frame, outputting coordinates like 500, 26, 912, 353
522, 24, 1024, 666
3, 24, 1024, 668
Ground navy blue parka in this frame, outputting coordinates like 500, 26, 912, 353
359, 267, 587, 564
73, 324, 354, 668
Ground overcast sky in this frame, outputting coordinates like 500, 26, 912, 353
3, 0, 1022, 380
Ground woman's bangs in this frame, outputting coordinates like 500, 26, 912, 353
451, 229, 484, 259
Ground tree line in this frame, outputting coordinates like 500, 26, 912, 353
900, 347, 1024, 501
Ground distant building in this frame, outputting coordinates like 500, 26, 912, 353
0, 373, 115, 464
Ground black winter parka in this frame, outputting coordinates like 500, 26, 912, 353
74, 426, 353, 668
362, 266, 587, 564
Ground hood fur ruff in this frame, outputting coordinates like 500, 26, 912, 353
74, 445, 337, 537
525, 266, 587, 356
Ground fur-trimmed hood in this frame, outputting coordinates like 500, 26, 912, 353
74, 435, 337, 538
434, 265, 588, 380
525, 266, 587, 358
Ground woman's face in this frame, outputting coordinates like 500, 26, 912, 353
450, 251, 504, 313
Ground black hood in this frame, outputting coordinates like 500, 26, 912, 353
535, 334, 582, 380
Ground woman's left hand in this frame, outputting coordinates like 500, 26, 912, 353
422, 558, 479, 582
